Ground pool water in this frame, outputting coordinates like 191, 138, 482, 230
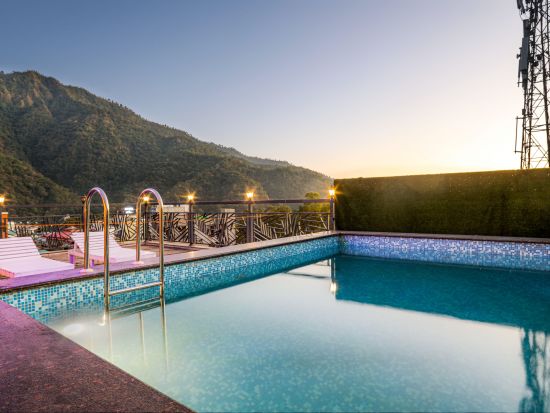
44, 255, 550, 412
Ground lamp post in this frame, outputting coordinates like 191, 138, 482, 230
187, 194, 195, 245
328, 188, 336, 231
0, 195, 5, 239
246, 192, 254, 243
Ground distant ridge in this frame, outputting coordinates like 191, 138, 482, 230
0, 71, 331, 204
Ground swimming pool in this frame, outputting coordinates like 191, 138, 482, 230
1, 234, 549, 412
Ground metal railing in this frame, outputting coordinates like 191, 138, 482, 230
4, 198, 333, 251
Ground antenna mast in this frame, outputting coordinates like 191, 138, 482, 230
516, 0, 550, 169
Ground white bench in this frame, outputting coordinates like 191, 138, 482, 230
0, 237, 74, 278
69, 232, 155, 266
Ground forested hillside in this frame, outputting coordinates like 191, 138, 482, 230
0, 71, 331, 204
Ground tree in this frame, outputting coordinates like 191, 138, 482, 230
262, 205, 292, 213
299, 192, 329, 212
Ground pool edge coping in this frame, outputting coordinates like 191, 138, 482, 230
337, 230, 550, 244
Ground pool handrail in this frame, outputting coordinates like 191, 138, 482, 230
82, 187, 110, 307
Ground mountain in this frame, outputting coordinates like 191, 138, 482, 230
0, 71, 331, 205
213, 145, 293, 167
0, 151, 77, 205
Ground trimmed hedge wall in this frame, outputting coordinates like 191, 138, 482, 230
334, 169, 550, 238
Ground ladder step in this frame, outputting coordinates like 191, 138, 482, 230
109, 297, 163, 318
109, 281, 162, 296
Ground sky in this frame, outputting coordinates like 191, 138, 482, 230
1, 0, 523, 178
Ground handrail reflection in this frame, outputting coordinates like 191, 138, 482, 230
102, 299, 169, 371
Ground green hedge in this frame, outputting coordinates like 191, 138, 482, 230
334, 169, 550, 238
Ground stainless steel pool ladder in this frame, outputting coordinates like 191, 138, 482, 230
105, 188, 165, 310
83, 187, 166, 311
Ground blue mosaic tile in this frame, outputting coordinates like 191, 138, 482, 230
340, 235, 550, 272
0, 237, 339, 322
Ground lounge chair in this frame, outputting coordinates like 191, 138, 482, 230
69, 231, 155, 265
0, 237, 74, 278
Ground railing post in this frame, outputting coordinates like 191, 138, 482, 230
329, 189, 336, 231
246, 198, 254, 243
80, 195, 86, 232
143, 199, 150, 242
0, 210, 6, 239
188, 199, 195, 245
0, 195, 5, 239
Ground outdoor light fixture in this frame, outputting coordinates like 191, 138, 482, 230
246, 192, 254, 201
142, 195, 150, 203
0, 195, 5, 205
328, 188, 336, 198
187, 194, 195, 202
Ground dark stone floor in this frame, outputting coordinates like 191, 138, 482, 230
0, 301, 192, 412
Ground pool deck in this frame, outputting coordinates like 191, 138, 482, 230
42, 241, 204, 265
0, 300, 191, 412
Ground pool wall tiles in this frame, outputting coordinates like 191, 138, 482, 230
0, 237, 340, 321
340, 235, 550, 272
2, 234, 549, 322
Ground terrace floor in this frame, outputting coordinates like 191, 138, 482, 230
41, 241, 208, 268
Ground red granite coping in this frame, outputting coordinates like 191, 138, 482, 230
0, 301, 191, 412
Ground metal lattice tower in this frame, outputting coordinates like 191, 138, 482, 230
516, 0, 550, 169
